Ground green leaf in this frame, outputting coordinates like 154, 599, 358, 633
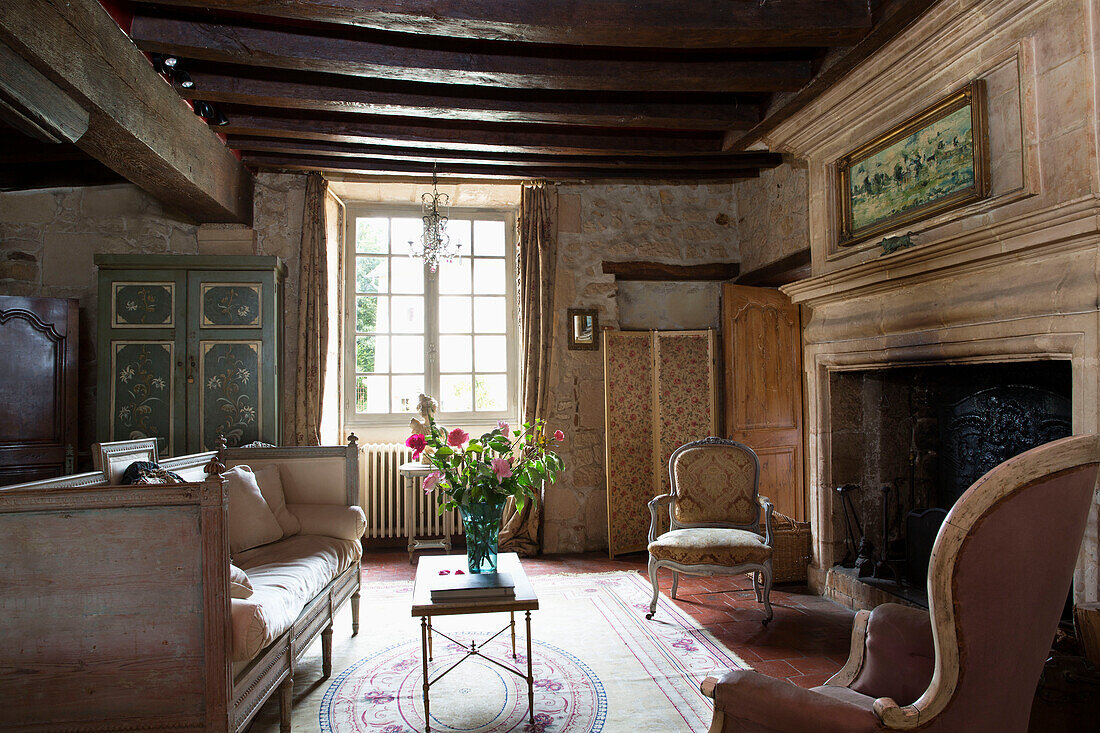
435, 446, 454, 456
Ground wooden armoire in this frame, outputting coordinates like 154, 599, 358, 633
96, 254, 285, 456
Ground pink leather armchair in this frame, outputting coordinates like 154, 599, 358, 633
702, 434, 1100, 733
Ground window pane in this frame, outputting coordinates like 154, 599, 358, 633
474, 220, 506, 256
474, 296, 506, 333
356, 295, 388, 333
391, 256, 425, 294
391, 217, 422, 255
439, 334, 472, 373
473, 335, 507, 372
440, 374, 472, 412
438, 296, 472, 333
438, 257, 471, 294
356, 218, 388, 254
449, 219, 472, 256
391, 376, 423, 414
474, 374, 507, 411
356, 256, 388, 293
356, 375, 388, 413
473, 258, 506, 294
391, 335, 424, 373
391, 295, 424, 333
355, 334, 388, 373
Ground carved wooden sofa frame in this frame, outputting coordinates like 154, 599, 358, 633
0, 437, 362, 733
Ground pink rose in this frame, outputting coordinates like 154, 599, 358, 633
422, 471, 442, 494
447, 428, 469, 447
554, 429, 565, 442
497, 420, 510, 435
406, 433, 427, 459
491, 457, 513, 481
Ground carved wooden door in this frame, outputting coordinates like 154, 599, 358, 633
0, 295, 78, 484
722, 284, 806, 520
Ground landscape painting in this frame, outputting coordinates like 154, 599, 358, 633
837, 81, 987, 246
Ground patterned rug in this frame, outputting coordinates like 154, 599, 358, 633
318, 571, 749, 733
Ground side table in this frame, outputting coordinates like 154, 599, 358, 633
399, 461, 454, 563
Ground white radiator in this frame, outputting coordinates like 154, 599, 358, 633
360, 442, 462, 539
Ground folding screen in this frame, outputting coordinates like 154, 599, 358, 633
604, 330, 717, 556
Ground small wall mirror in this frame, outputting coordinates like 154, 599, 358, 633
568, 308, 599, 350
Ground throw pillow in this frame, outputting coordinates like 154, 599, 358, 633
253, 464, 301, 538
224, 465, 283, 554
229, 563, 253, 599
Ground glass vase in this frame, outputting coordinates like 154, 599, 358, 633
460, 500, 505, 574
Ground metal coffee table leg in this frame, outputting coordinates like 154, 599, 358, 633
421, 616, 430, 732
526, 610, 534, 723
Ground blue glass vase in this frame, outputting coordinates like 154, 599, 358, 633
460, 500, 505, 573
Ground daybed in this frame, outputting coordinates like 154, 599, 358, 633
0, 436, 364, 732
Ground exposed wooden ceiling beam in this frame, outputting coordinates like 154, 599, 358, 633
0, 0, 252, 223
126, 0, 872, 49
183, 71, 761, 130
727, 0, 944, 150
602, 261, 740, 281
242, 153, 762, 181
221, 113, 726, 155
129, 16, 814, 93
227, 137, 784, 170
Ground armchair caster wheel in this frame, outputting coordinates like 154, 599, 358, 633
761, 617, 771, 627
646, 612, 654, 620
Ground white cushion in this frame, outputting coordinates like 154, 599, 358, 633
287, 503, 366, 541
253, 464, 301, 538
224, 465, 283, 554
229, 563, 253, 599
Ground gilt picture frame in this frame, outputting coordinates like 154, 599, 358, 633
835, 80, 989, 247
567, 308, 599, 351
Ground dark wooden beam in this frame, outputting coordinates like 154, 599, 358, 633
126, 0, 872, 48
734, 249, 812, 287
227, 137, 783, 170
0, 42, 88, 144
0, 0, 253, 223
184, 71, 761, 130
729, 0, 942, 150
242, 153, 762, 182
221, 112, 725, 155
602, 261, 741, 281
129, 16, 813, 93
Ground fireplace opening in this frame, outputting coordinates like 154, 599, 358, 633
829, 360, 1071, 606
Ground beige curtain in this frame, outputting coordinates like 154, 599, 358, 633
500, 182, 556, 555
292, 172, 329, 446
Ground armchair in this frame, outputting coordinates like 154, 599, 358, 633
646, 437, 775, 624
701, 433, 1100, 733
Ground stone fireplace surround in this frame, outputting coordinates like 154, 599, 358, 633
766, 0, 1100, 607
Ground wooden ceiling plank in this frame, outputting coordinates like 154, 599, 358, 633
0, 0, 252, 223
183, 72, 760, 130
241, 152, 762, 181
126, 0, 872, 48
601, 261, 740, 281
221, 113, 725, 155
129, 16, 813, 93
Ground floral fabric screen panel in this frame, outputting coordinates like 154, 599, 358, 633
604, 330, 717, 557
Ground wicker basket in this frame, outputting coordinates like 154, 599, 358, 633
767, 511, 812, 583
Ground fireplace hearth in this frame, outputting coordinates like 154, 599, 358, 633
829, 360, 1071, 605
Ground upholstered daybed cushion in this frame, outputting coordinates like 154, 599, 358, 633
647, 527, 771, 566
230, 534, 363, 663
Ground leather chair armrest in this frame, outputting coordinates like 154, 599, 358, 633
288, 503, 366, 540
712, 669, 882, 733
647, 494, 673, 543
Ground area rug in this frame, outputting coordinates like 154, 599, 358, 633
318, 571, 750, 733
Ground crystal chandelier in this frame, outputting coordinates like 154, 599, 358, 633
409, 165, 460, 271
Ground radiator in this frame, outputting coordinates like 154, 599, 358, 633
360, 442, 462, 539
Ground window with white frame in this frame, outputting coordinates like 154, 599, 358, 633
344, 206, 517, 428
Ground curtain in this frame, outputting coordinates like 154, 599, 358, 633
292, 172, 329, 446
500, 182, 556, 555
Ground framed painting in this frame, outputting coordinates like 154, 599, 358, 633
836, 80, 989, 247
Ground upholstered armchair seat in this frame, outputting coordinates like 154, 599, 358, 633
648, 527, 772, 566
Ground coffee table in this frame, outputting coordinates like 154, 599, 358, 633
411, 552, 539, 732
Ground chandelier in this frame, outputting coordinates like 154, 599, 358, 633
409, 166, 460, 271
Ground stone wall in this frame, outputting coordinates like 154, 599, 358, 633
542, 182, 740, 553
0, 172, 307, 462
734, 160, 810, 273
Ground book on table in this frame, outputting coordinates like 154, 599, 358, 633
430, 572, 516, 602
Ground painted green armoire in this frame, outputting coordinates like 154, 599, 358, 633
96, 255, 286, 456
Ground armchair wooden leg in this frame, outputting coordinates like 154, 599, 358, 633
753, 571, 762, 602
351, 590, 361, 636
322, 625, 334, 678
279, 676, 293, 732
760, 564, 774, 626
646, 556, 660, 619
671, 570, 680, 599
